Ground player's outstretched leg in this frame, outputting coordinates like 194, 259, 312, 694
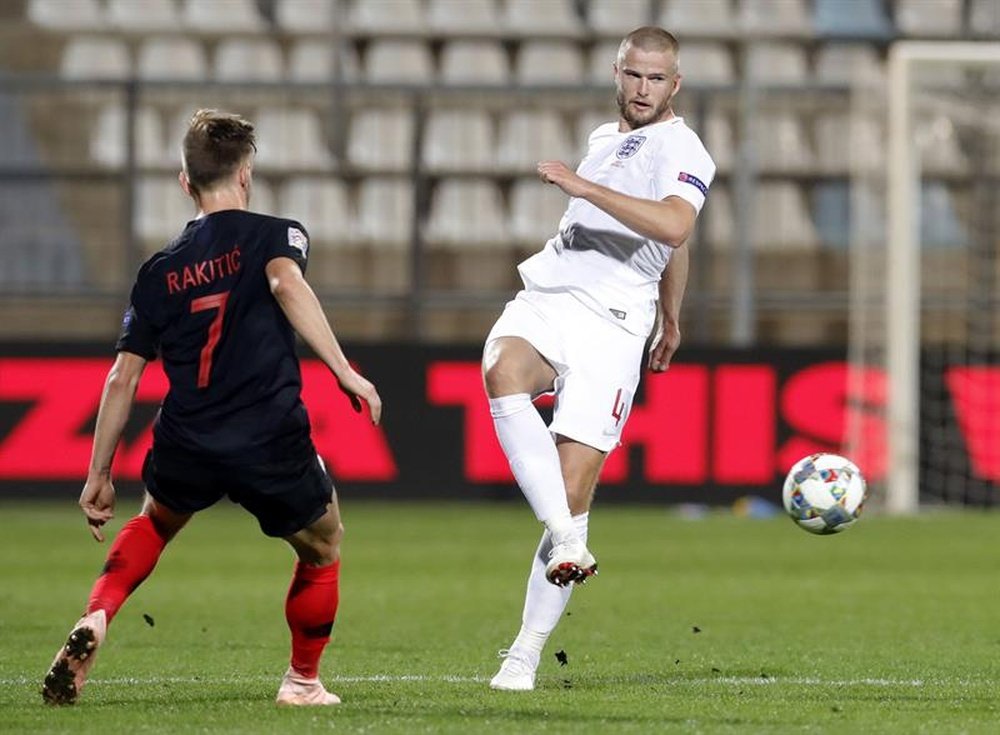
42, 610, 107, 705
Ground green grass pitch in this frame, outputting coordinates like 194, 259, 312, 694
1, 499, 998, 733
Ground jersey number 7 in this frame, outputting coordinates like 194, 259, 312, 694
190, 291, 230, 388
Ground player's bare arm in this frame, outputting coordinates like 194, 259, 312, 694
81, 350, 148, 541
648, 242, 688, 372
266, 256, 382, 425
537, 160, 696, 246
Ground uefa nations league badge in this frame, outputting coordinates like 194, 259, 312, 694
616, 134, 647, 160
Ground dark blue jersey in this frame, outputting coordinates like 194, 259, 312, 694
117, 210, 314, 461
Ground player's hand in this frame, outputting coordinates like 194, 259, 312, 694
648, 320, 681, 372
337, 369, 383, 425
80, 475, 116, 542
537, 161, 590, 198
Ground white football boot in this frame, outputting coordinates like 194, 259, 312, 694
275, 668, 342, 706
42, 609, 108, 705
544, 538, 598, 587
489, 648, 540, 691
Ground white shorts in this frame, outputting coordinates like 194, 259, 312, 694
485, 289, 646, 452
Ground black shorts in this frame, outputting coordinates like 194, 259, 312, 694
142, 443, 334, 537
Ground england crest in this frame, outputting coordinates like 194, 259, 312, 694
616, 134, 646, 160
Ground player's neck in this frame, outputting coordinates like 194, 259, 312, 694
619, 108, 676, 133
194, 185, 249, 217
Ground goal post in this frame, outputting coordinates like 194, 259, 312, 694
849, 42, 1000, 514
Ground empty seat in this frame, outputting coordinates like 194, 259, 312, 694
28, 0, 103, 29
970, 0, 1000, 36
279, 178, 352, 242
678, 43, 734, 86
509, 179, 569, 244
427, 0, 500, 34
920, 183, 968, 247
588, 0, 653, 35
814, 43, 884, 85
253, 109, 333, 170
516, 41, 585, 86
814, 113, 884, 174
351, 0, 425, 33
214, 39, 283, 82
745, 43, 809, 83
576, 108, 617, 144
249, 177, 276, 215
137, 176, 196, 245
588, 40, 621, 83
275, 0, 338, 32
289, 40, 361, 83
703, 109, 734, 174
497, 109, 574, 170
356, 178, 414, 245
91, 105, 168, 167
659, 0, 735, 36
138, 38, 208, 81
753, 183, 818, 249
812, 182, 850, 247
107, 0, 180, 30
916, 115, 969, 175
739, 0, 812, 37
425, 178, 508, 247
895, 0, 962, 36
754, 111, 814, 171
440, 41, 509, 86
347, 108, 414, 170
504, 0, 584, 37
182, 0, 263, 31
814, 0, 893, 39
365, 40, 434, 84
60, 38, 130, 80
702, 184, 733, 248
422, 110, 494, 171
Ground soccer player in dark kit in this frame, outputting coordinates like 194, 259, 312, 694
41, 109, 381, 707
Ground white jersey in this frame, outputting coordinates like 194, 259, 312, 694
517, 115, 715, 337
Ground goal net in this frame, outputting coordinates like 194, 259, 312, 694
847, 43, 1000, 513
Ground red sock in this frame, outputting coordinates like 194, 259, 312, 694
285, 559, 340, 679
87, 515, 168, 623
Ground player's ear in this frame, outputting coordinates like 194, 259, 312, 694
178, 171, 193, 198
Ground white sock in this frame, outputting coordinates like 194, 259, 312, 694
490, 394, 573, 533
511, 512, 590, 658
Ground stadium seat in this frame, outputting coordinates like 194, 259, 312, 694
0, 182, 85, 289
497, 109, 574, 171
813, 0, 893, 39
278, 178, 353, 243
138, 38, 208, 81
427, 0, 500, 34
60, 38, 130, 80
588, 40, 621, 83
895, 0, 963, 37
812, 181, 850, 248
425, 178, 508, 247
702, 183, 733, 248
275, 0, 338, 32
703, 109, 734, 174
677, 43, 735, 86
814, 43, 884, 85
356, 178, 414, 246
744, 43, 810, 83
351, 0, 425, 33
516, 41, 586, 86
253, 109, 333, 170
916, 116, 969, 175
587, 0, 653, 35
137, 176, 195, 245
107, 0, 180, 31
90, 105, 169, 168
289, 40, 361, 83
509, 178, 569, 244
739, 0, 813, 37
659, 0, 735, 37
754, 183, 818, 249
814, 113, 884, 174
347, 108, 414, 171
422, 110, 495, 171
365, 40, 434, 84
970, 0, 1000, 36
249, 177, 276, 215
214, 39, 283, 82
181, 0, 263, 31
27, 0, 103, 29
439, 41, 509, 86
504, 0, 584, 37
754, 111, 814, 172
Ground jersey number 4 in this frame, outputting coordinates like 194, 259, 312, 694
190, 291, 230, 388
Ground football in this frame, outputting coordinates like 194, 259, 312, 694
782, 453, 867, 535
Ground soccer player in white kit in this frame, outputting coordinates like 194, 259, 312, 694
483, 27, 716, 690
